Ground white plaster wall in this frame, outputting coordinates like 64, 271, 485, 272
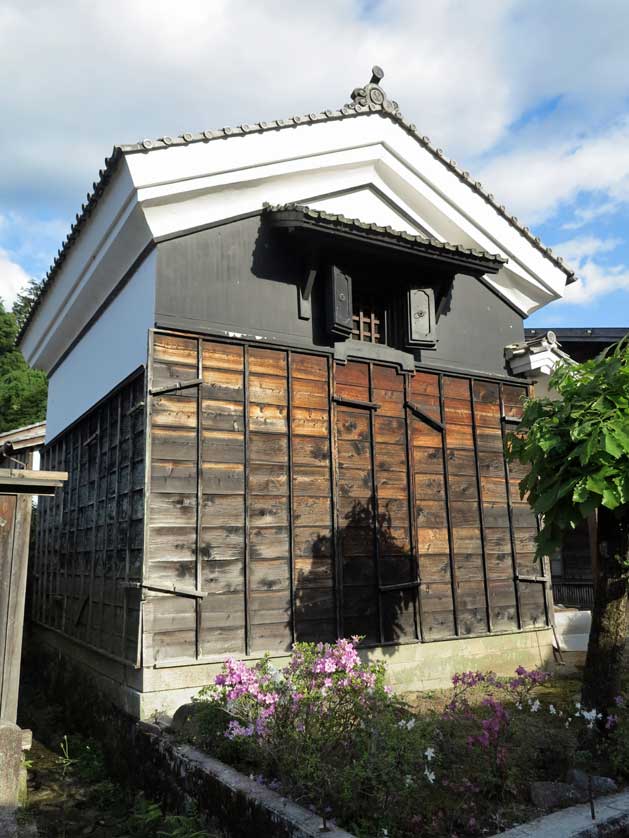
45, 250, 156, 441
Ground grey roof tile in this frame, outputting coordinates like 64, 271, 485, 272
263, 202, 506, 267
17, 67, 575, 344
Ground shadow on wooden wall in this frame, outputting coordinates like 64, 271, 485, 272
294, 498, 418, 650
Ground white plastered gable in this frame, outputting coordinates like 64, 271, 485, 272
21, 95, 572, 378
131, 112, 567, 317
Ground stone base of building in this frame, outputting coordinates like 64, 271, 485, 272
29, 622, 556, 720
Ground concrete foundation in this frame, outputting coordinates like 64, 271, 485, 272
31, 622, 555, 719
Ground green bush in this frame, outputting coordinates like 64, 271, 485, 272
195, 645, 627, 837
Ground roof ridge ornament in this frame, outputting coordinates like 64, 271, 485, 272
349, 65, 399, 114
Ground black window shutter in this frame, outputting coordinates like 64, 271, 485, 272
326, 265, 353, 338
407, 287, 437, 347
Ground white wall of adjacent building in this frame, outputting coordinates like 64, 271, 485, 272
45, 250, 156, 441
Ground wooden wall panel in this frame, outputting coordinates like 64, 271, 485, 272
140, 330, 547, 663
146, 335, 199, 661
409, 372, 454, 640
34, 373, 145, 664
291, 352, 335, 643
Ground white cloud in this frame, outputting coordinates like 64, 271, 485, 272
549, 236, 629, 305
477, 118, 629, 225
2, 0, 629, 313
4, 0, 629, 208
0, 248, 31, 308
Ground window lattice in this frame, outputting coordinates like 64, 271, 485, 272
351, 290, 387, 344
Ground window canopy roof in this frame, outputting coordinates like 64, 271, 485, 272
263, 203, 506, 275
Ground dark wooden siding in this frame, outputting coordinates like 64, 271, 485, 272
32, 373, 145, 664
145, 333, 335, 661
155, 217, 525, 378
144, 330, 548, 665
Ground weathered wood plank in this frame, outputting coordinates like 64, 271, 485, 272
152, 396, 197, 428
248, 403, 288, 433
248, 464, 288, 495
202, 340, 244, 371
248, 374, 288, 406
201, 400, 244, 432
249, 432, 288, 464
202, 369, 244, 402
290, 353, 327, 381
412, 447, 443, 473
248, 348, 287, 377
410, 372, 439, 397
417, 527, 449, 553
293, 496, 332, 527
414, 474, 445, 500
248, 496, 289, 527
444, 398, 472, 426
153, 334, 197, 366
202, 464, 245, 494
336, 410, 370, 441
291, 377, 328, 409
335, 361, 369, 388
417, 501, 448, 528
291, 407, 328, 437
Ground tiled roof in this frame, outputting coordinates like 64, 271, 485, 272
263, 202, 507, 268
17, 67, 576, 344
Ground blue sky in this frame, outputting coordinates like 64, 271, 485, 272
1, 0, 629, 328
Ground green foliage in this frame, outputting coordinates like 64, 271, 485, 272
0, 298, 47, 432
11, 278, 42, 332
0, 300, 48, 433
197, 648, 629, 836
57, 734, 75, 775
128, 795, 207, 838
128, 795, 163, 836
507, 338, 629, 557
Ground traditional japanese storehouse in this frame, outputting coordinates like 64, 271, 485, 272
19, 69, 575, 717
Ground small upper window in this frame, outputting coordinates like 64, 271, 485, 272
351, 287, 388, 344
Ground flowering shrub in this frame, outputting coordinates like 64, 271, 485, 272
196, 639, 438, 834
191, 646, 629, 837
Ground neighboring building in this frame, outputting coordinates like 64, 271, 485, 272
0, 421, 46, 470
18, 69, 575, 717
520, 327, 629, 610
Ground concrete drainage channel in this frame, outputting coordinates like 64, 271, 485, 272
494, 791, 629, 837
133, 719, 629, 838
133, 719, 355, 838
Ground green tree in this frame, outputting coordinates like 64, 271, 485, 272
507, 339, 629, 712
0, 299, 47, 433
12, 278, 42, 332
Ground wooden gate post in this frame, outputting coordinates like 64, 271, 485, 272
0, 468, 67, 724
0, 466, 66, 812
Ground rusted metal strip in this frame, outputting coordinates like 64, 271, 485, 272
499, 383, 523, 631
286, 351, 296, 645
332, 395, 380, 410
404, 400, 444, 431
149, 378, 202, 396
195, 338, 203, 659
367, 362, 384, 644
404, 375, 423, 641
329, 358, 343, 639
469, 378, 492, 633
439, 373, 460, 636
379, 580, 420, 593
243, 345, 251, 656
125, 581, 207, 599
